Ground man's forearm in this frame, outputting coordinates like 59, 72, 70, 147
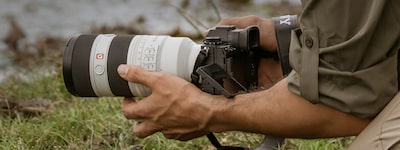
208, 79, 371, 138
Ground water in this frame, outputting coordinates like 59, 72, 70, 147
0, 0, 300, 42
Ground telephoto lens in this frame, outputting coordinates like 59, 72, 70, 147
63, 34, 201, 97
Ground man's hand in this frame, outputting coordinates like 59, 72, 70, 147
118, 64, 224, 141
212, 15, 283, 88
214, 15, 277, 52
258, 58, 283, 89
119, 64, 371, 140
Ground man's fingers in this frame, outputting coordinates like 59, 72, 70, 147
123, 97, 157, 121
133, 121, 162, 138
217, 15, 261, 28
122, 97, 145, 119
118, 64, 160, 87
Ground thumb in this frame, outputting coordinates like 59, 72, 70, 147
117, 64, 158, 87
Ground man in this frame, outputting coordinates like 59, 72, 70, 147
118, 0, 400, 149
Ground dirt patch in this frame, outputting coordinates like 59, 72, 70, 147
0, 96, 52, 118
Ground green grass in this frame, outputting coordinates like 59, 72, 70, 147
0, 70, 352, 150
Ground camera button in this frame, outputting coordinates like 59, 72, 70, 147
95, 65, 105, 75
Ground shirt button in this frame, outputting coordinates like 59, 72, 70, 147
305, 37, 313, 48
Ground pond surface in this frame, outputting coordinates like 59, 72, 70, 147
0, 0, 300, 44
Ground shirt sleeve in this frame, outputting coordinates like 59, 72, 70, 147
287, 0, 400, 118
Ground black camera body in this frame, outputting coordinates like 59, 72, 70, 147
192, 26, 259, 98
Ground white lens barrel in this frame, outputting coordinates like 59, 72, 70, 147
126, 35, 160, 96
159, 36, 201, 81
126, 35, 200, 97
89, 34, 116, 96
64, 34, 201, 97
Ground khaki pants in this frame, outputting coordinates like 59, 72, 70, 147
348, 92, 400, 150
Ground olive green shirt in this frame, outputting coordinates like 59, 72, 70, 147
287, 0, 400, 118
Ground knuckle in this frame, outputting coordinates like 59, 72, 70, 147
133, 125, 154, 138
218, 17, 235, 25
246, 15, 259, 20
122, 109, 133, 119
218, 18, 228, 24
133, 130, 147, 138
122, 103, 142, 119
246, 15, 261, 25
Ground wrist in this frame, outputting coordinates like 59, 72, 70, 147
206, 96, 236, 133
207, 94, 255, 133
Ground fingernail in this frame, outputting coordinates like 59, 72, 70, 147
118, 64, 128, 76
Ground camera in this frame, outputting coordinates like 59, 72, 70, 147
63, 26, 259, 98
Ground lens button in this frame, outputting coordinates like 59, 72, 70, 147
95, 65, 105, 75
